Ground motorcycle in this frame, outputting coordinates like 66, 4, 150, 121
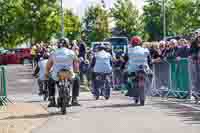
128, 65, 149, 106
57, 69, 72, 115
93, 73, 112, 100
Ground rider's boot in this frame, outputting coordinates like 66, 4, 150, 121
48, 97, 56, 107
140, 100, 145, 106
38, 89, 43, 96
72, 97, 81, 106
57, 97, 62, 107
139, 89, 145, 106
135, 97, 139, 104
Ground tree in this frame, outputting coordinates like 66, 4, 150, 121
143, 0, 200, 41
0, 0, 25, 48
111, 0, 143, 39
169, 0, 200, 35
83, 5, 110, 44
22, 0, 60, 43
63, 9, 81, 41
0, 0, 61, 47
0, 0, 82, 48
143, 0, 166, 41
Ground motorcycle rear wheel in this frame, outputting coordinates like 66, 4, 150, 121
61, 98, 67, 115
105, 96, 110, 100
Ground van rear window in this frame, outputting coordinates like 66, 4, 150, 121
106, 38, 128, 46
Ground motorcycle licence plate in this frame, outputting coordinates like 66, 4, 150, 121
58, 71, 71, 80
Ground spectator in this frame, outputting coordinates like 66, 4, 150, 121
176, 39, 190, 58
164, 39, 178, 60
149, 42, 159, 58
72, 40, 79, 56
190, 35, 200, 102
79, 40, 87, 59
31, 44, 37, 67
190, 35, 200, 63
79, 57, 90, 84
113, 54, 124, 90
149, 42, 161, 66
35, 43, 41, 64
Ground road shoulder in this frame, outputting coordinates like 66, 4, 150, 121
0, 103, 48, 133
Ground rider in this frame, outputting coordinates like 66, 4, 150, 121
45, 38, 80, 107
90, 43, 113, 99
33, 53, 49, 96
126, 36, 151, 105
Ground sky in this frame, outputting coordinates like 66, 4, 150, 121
63, 0, 145, 17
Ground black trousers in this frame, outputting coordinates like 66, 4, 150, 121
48, 76, 80, 99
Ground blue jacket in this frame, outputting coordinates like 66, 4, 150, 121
128, 46, 150, 73
91, 50, 112, 73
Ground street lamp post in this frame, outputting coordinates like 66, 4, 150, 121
30, 3, 37, 45
60, 0, 64, 38
162, 0, 166, 40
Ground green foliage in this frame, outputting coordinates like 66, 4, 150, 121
111, 0, 143, 39
1, 0, 200, 46
83, 5, 110, 44
143, 0, 163, 41
169, 0, 200, 34
143, 0, 200, 41
0, 0, 24, 48
63, 10, 81, 41
0, 0, 81, 48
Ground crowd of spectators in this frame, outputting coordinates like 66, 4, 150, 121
143, 39, 190, 64
142, 32, 200, 100
30, 32, 200, 92
30, 40, 88, 65
143, 32, 200, 66
31, 40, 93, 85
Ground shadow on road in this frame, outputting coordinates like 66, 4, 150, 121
0, 112, 61, 120
79, 99, 95, 102
89, 103, 143, 109
16, 73, 33, 77
152, 102, 200, 125
18, 69, 33, 73
26, 100, 44, 103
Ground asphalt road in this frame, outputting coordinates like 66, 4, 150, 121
5, 65, 200, 133
33, 92, 200, 133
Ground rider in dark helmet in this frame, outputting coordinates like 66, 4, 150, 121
43, 53, 50, 60
90, 43, 113, 100
58, 38, 70, 48
104, 42, 112, 55
46, 38, 81, 107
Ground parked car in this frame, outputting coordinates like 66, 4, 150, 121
0, 48, 32, 65
0, 48, 8, 54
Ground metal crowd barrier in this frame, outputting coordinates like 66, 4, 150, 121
0, 66, 7, 105
151, 58, 192, 99
188, 59, 200, 101
151, 60, 170, 97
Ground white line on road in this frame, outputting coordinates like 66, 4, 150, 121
179, 103, 200, 111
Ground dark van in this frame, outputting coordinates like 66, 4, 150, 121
105, 37, 128, 56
